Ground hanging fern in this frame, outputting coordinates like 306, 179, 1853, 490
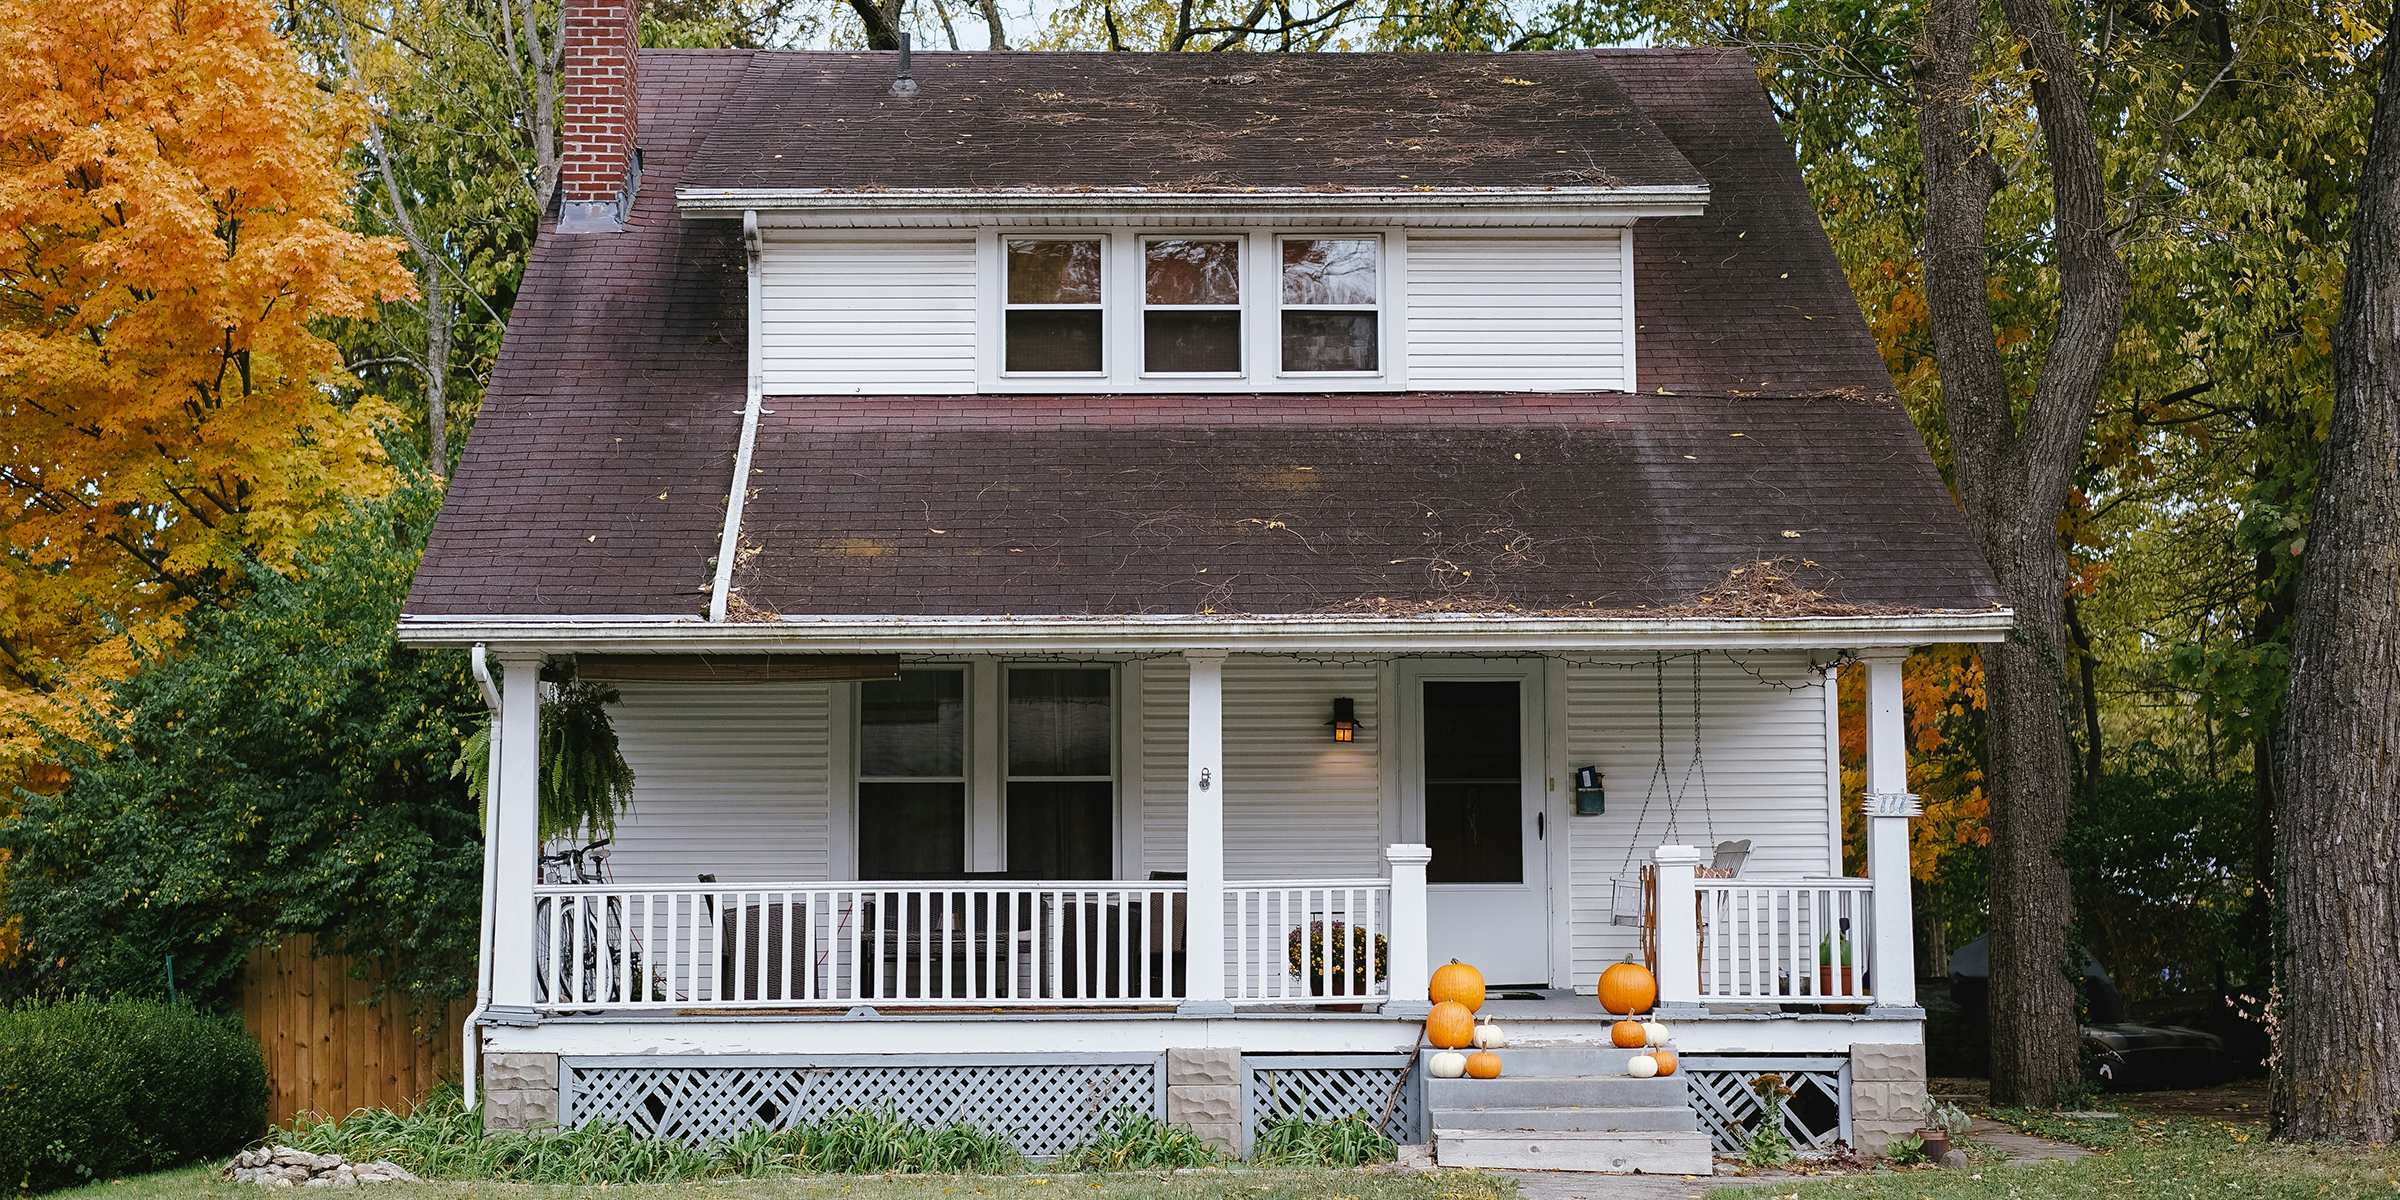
453, 679, 636, 843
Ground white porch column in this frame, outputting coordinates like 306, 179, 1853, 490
1652, 844, 1704, 1009
1860, 650, 1920, 1010
1179, 650, 1232, 1014
1383, 843, 1433, 1018
487, 654, 546, 1016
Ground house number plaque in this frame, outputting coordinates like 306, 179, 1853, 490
1864, 791, 1923, 817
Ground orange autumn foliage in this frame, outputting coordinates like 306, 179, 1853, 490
1838, 649, 1991, 882
0, 0, 411, 766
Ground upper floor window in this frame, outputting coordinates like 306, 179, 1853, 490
1005, 238, 1103, 373
1279, 237, 1380, 373
1144, 239, 1242, 374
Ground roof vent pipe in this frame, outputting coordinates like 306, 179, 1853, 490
890, 32, 919, 97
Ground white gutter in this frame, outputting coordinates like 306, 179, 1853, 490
401, 610, 2015, 654
461, 644, 506, 1110
677, 186, 1710, 224
707, 210, 768, 623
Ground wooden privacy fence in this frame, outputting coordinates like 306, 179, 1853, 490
239, 935, 469, 1127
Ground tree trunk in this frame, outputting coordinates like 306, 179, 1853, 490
2273, 8, 2400, 1143
1913, 0, 2131, 1107
424, 271, 451, 479
977, 0, 1010, 48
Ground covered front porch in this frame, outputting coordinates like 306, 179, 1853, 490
467, 631, 1946, 1027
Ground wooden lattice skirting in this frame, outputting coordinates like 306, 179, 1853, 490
1240, 1054, 1424, 1154
559, 1054, 1165, 1156
1681, 1054, 1850, 1156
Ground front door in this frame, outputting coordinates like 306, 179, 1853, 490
1410, 669, 1549, 986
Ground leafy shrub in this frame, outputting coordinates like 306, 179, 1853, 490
1059, 1109, 1221, 1171
1248, 1113, 1395, 1167
288, 1090, 1024, 1181
1741, 1073, 1796, 1169
0, 998, 266, 1194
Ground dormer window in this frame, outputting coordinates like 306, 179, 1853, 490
1279, 237, 1380, 373
1004, 238, 1104, 373
1143, 239, 1243, 374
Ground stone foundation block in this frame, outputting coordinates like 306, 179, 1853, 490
1167, 1047, 1239, 1086
484, 1052, 560, 1092
483, 1088, 558, 1131
1850, 1043, 1926, 1083
1184, 1121, 1241, 1156
1167, 1083, 1239, 1127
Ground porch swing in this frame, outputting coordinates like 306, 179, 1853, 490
1606, 653, 1751, 954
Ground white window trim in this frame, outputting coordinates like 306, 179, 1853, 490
996, 233, 1111, 380
975, 226, 1406, 394
849, 660, 1126, 880
1271, 231, 1391, 381
1136, 234, 1248, 380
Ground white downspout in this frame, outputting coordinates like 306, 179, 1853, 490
707, 209, 766, 622
461, 644, 505, 1109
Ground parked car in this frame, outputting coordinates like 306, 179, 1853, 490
1948, 936, 2227, 1092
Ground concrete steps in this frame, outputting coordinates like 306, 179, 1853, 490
1425, 1046, 1712, 1175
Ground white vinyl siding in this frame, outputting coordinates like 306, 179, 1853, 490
1402, 232, 1631, 392
1561, 652, 1835, 990
589, 682, 835, 883
1141, 657, 1385, 880
759, 234, 977, 393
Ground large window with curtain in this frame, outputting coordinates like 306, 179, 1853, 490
1004, 667, 1114, 880
857, 669, 967, 878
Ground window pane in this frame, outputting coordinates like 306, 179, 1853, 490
1281, 239, 1377, 306
1145, 311, 1242, 373
859, 782, 966, 878
1007, 781, 1114, 879
1008, 668, 1112, 776
1423, 681, 1522, 885
1005, 311, 1104, 372
1007, 239, 1102, 305
860, 670, 964, 777
1145, 240, 1241, 305
1281, 311, 1379, 372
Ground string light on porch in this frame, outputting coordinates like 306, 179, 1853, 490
1327, 696, 1357, 742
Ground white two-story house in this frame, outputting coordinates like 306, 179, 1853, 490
400, 4, 2005, 1172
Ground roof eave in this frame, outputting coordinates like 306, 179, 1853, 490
675, 185, 1710, 225
397, 609, 2013, 654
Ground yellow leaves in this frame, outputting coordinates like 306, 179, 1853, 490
0, 0, 409, 769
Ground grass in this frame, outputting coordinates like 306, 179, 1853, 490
1705, 1113, 2400, 1200
47, 1163, 1514, 1200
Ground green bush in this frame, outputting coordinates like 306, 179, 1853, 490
288, 1090, 1025, 1181
1058, 1108, 1221, 1171
1247, 1113, 1395, 1167
0, 998, 267, 1193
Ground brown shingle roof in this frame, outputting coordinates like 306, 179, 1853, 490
726, 392, 1996, 616
683, 51, 1704, 194
405, 47, 1991, 621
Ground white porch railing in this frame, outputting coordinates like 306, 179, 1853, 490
532, 882, 1187, 1011
1223, 880, 1394, 1006
1693, 878, 1876, 1006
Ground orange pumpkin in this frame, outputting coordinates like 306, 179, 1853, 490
1429, 960, 1487, 1012
1610, 1019, 1647, 1048
1650, 1050, 1678, 1076
1464, 1051, 1502, 1079
1427, 1000, 1476, 1048
1597, 961, 1658, 1015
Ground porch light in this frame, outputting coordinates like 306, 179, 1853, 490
1328, 697, 1357, 742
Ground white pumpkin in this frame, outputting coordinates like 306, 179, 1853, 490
1472, 1021, 1509, 1050
1626, 1053, 1660, 1079
1642, 1021, 1670, 1047
1429, 1051, 1469, 1079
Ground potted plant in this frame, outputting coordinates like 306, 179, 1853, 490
1818, 934, 1858, 1014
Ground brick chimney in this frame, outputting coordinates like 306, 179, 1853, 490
557, 0, 641, 234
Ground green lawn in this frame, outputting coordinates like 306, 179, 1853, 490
1706, 1114, 2400, 1200
51, 1164, 1517, 1200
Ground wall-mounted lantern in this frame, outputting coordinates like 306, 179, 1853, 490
1328, 697, 1357, 742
